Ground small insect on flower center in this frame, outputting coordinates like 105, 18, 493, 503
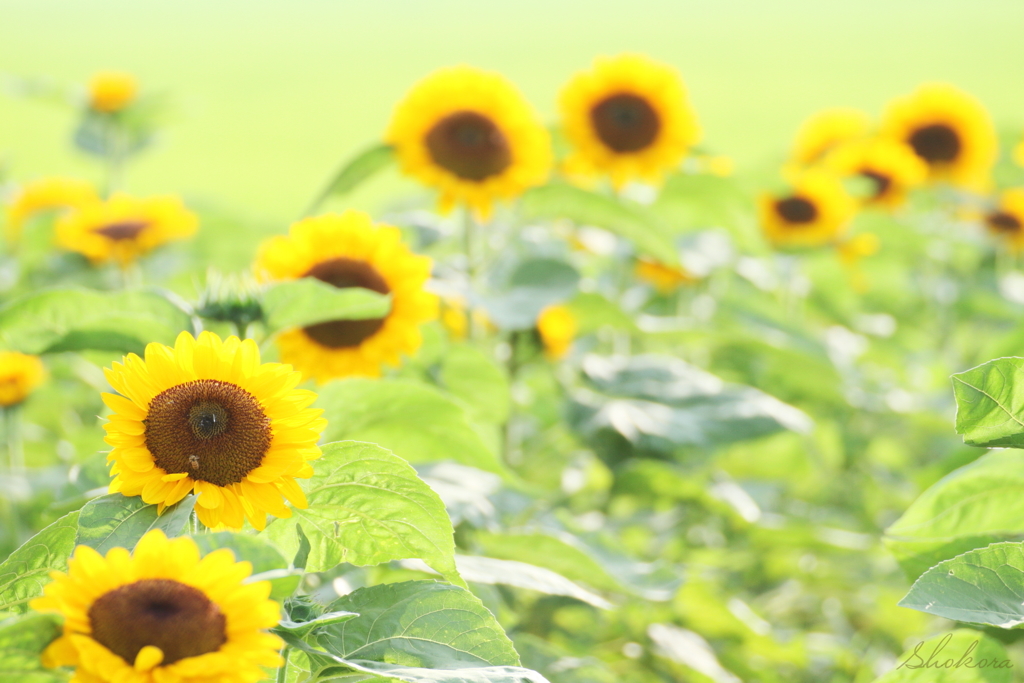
425, 110, 513, 181
775, 196, 818, 224
987, 211, 1022, 234
94, 219, 150, 241
302, 257, 392, 349
908, 124, 961, 164
590, 93, 661, 153
88, 578, 227, 666
861, 170, 892, 198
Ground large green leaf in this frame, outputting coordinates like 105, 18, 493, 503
0, 613, 65, 683
521, 183, 678, 265
304, 144, 396, 214
873, 629, 1012, 682
438, 345, 510, 425
0, 511, 79, 615
899, 542, 1024, 628
480, 258, 580, 331
884, 450, 1024, 580
263, 442, 462, 585
76, 493, 195, 553
650, 173, 751, 235
316, 380, 509, 477
262, 278, 391, 334
952, 358, 1024, 448
0, 288, 194, 355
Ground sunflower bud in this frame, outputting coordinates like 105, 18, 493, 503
195, 270, 264, 333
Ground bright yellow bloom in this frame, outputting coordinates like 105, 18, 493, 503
31, 529, 282, 683
439, 296, 492, 340
758, 170, 857, 248
537, 305, 577, 360
985, 188, 1024, 251
55, 193, 198, 266
103, 331, 324, 530
88, 71, 138, 113
560, 54, 700, 188
824, 138, 928, 208
790, 108, 871, 166
0, 352, 45, 407
387, 65, 551, 218
635, 258, 698, 293
880, 83, 997, 190
255, 210, 438, 382
5, 177, 98, 243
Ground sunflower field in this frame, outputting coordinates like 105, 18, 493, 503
3, 2, 1024, 682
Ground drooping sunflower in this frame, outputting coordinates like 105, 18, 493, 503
255, 210, 438, 382
56, 193, 198, 266
103, 331, 324, 530
635, 258, 698, 293
984, 188, 1024, 251
824, 138, 928, 208
88, 71, 138, 113
560, 54, 700, 188
879, 83, 997, 189
537, 305, 577, 360
0, 352, 45, 407
31, 529, 282, 683
5, 177, 98, 244
789, 108, 871, 166
758, 170, 857, 247
386, 65, 551, 218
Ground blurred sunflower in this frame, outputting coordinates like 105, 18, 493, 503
537, 305, 577, 359
31, 529, 282, 683
0, 352, 45, 407
560, 54, 700, 188
984, 188, 1024, 250
255, 211, 438, 381
880, 83, 996, 189
56, 193, 197, 266
635, 258, 698, 293
439, 296, 492, 340
4, 177, 98, 244
103, 331, 324, 530
759, 170, 856, 247
824, 138, 927, 208
789, 108, 871, 166
387, 65, 551, 218
88, 71, 138, 113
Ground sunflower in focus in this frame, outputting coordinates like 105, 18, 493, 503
789, 108, 871, 166
0, 352, 45, 407
537, 305, 577, 360
759, 170, 856, 247
824, 138, 928, 208
88, 71, 138, 113
56, 193, 198, 266
635, 258, 698, 293
255, 211, 438, 381
560, 54, 700, 188
103, 331, 324, 530
387, 66, 551, 218
31, 529, 282, 683
879, 83, 996, 190
984, 188, 1024, 251
5, 177, 98, 244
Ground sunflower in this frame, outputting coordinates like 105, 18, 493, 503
824, 138, 928, 208
5, 177, 98, 244
88, 71, 138, 113
439, 296, 492, 340
984, 188, 1024, 251
386, 65, 551, 218
635, 258, 698, 293
255, 211, 438, 381
789, 108, 871, 166
56, 193, 198, 266
537, 305, 577, 360
103, 331, 324, 530
31, 529, 282, 683
0, 352, 45, 407
560, 54, 700, 188
758, 170, 856, 247
879, 83, 996, 189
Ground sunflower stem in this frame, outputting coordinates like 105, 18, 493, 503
462, 208, 478, 339
501, 330, 521, 464
120, 261, 143, 289
4, 406, 24, 474
104, 116, 126, 197
277, 645, 291, 683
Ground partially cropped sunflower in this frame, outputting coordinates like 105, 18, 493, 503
824, 138, 928, 208
31, 529, 282, 683
56, 193, 198, 266
635, 258, 698, 293
88, 71, 138, 113
5, 177, 98, 244
0, 352, 45, 407
103, 331, 324, 530
537, 305, 577, 360
387, 66, 551, 218
560, 54, 700, 188
985, 188, 1024, 251
759, 170, 857, 247
789, 108, 871, 166
255, 211, 438, 382
880, 83, 996, 190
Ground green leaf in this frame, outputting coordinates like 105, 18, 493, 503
0, 613, 65, 683
480, 258, 580, 331
75, 494, 195, 554
0, 511, 80, 615
651, 173, 751, 234
565, 292, 638, 334
521, 183, 679, 265
192, 532, 300, 602
262, 279, 391, 334
899, 542, 1024, 628
0, 288, 194, 355
884, 450, 1024, 580
316, 379, 509, 478
263, 442, 462, 585
952, 358, 1024, 448
874, 629, 1013, 682
275, 611, 358, 637
311, 144, 395, 205
438, 345, 510, 425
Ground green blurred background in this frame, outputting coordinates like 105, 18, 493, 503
2, 0, 1023, 222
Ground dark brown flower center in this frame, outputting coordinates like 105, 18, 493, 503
424, 110, 511, 181
590, 93, 661, 153
775, 196, 818, 224
144, 379, 271, 486
88, 578, 226, 666
94, 220, 149, 241
862, 170, 892, 198
302, 257, 392, 349
908, 124, 961, 164
988, 211, 1022, 234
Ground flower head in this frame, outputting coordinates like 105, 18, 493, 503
5, 177, 98, 244
789, 108, 871, 167
537, 305, 577, 360
0, 352, 45, 407
759, 170, 857, 248
88, 71, 138, 113
985, 188, 1024, 251
824, 138, 927, 208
